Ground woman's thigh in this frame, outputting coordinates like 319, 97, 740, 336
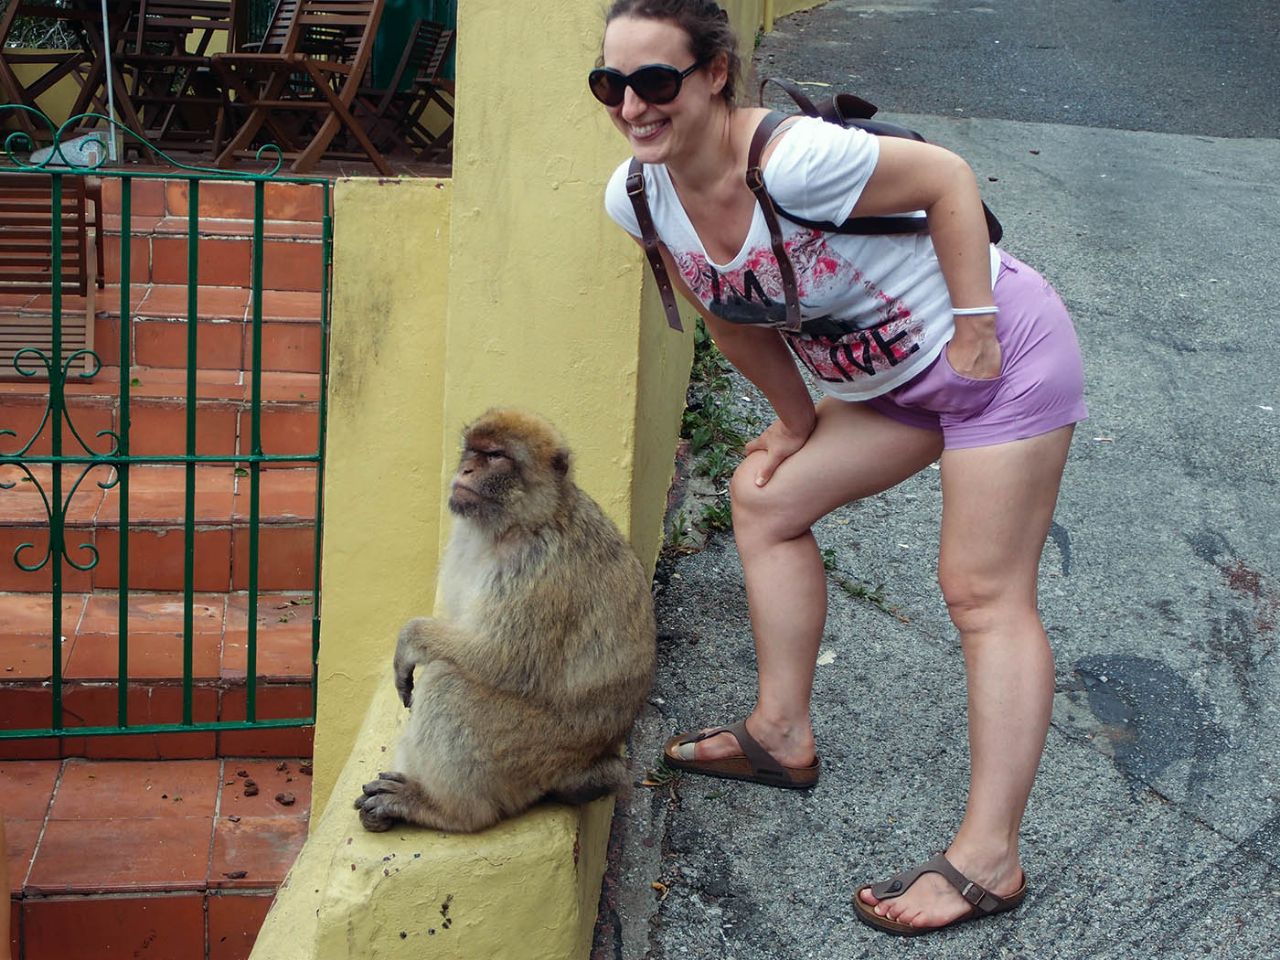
937, 425, 1075, 614
732, 398, 944, 542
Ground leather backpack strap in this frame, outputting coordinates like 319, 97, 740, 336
625, 158, 684, 332
758, 76, 819, 116
746, 110, 803, 332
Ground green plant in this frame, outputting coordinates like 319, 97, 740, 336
641, 758, 683, 788
664, 318, 766, 552
693, 442, 734, 485
824, 561, 911, 623
3, 1, 79, 49
699, 499, 733, 532
666, 508, 698, 552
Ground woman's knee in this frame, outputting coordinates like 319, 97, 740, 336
938, 567, 1026, 635
729, 456, 802, 542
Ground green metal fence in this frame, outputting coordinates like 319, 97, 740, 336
0, 110, 329, 741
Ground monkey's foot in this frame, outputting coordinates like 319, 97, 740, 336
353, 771, 421, 832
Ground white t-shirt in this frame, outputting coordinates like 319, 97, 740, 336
604, 117, 1001, 401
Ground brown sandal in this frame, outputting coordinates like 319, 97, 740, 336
853, 853, 1027, 936
662, 719, 820, 790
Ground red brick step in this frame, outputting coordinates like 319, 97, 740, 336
0, 587, 316, 761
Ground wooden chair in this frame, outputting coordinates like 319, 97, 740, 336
0, 174, 101, 380
351, 19, 454, 161
211, 0, 391, 174
114, 0, 241, 154
239, 0, 298, 52
0, 0, 144, 144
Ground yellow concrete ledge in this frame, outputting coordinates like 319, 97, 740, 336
251, 682, 614, 960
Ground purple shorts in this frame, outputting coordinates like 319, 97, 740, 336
864, 250, 1087, 449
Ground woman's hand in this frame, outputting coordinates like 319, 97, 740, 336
743, 414, 815, 487
946, 318, 1003, 380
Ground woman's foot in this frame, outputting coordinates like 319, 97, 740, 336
668, 713, 816, 768
663, 716, 820, 789
856, 844, 1025, 932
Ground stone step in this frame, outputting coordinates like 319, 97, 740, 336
101, 221, 325, 293
99, 177, 326, 226
97, 177, 328, 295
0, 462, 320, 594
2, 756, 311, 958
96, 283, 324, 371
0, 589, 316, 761
0, 365, 321, 465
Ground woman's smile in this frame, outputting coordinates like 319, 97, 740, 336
628, 119, 669, 142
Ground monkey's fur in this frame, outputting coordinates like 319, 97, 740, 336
354, 409, 657, 833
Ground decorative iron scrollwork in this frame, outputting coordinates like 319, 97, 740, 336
1, 105, 285, 177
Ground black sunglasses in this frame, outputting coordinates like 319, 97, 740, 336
588, 61, 704, 107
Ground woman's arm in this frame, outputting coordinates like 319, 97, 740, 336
851, 137, 1001, 379
651, 242, 816, 485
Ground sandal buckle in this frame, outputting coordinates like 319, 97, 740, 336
960, 881, 985, 905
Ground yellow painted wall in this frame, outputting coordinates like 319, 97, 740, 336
310, 178, 452, 816
7, 53, 80, 128
436, 0, 690, 555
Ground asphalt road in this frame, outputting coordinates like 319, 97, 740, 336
754, 0, 1280, 138
594, 3, 1280, 959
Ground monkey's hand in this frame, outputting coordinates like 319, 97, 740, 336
394, 617, 437, 708
393, 647, 416, 708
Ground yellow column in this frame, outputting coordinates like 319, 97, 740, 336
437, 0, 690, 562
310, 178, 453, 814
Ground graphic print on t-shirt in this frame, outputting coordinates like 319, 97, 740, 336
674, 229, 926, 384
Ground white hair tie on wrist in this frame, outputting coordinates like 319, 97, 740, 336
952, 306, 999, 316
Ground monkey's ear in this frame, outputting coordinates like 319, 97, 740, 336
550, 448, 571, 478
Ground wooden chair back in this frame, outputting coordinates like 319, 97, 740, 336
241, 0, 299, 52
0, 175, 92, 298
125, 0, 240, 57
284, 0, 380, 66
0, 174, 99, 378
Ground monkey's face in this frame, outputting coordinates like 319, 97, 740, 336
448, 442, 520, 522
449, 411, 572, 530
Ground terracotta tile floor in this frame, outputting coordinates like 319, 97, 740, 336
2, 757, 310, 958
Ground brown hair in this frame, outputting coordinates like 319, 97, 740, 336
603, 0, 743, 105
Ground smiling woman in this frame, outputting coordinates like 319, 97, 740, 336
592, 0, 1087, 940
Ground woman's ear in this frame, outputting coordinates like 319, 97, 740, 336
707, 51, 729, 97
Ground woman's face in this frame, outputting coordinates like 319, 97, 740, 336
599, 16, 724, 165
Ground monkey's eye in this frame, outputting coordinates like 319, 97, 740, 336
481, 449, 509, 462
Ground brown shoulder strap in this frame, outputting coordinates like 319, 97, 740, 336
625, 159, 683, 333
747, 111, 802, 332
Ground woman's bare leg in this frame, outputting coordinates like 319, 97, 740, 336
683, 398, 943, 767
859, 424, 1074, 928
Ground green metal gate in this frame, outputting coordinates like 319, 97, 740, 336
0, 109, 330, 742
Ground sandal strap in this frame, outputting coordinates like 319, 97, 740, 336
680, 720, 791, 783
869, 853, 1010, 917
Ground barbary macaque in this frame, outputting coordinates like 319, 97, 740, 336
354, 409, 657, 832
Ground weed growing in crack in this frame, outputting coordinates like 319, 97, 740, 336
665, 319, 765, 551
821, 547, 911, 623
